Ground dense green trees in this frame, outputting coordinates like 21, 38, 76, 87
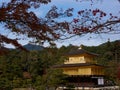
0, 46, 69, 90
0, 40, 120, 89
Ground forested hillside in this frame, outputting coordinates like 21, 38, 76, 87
0, 40, 120, 90
84, 40, 120, 83
84, 40, 120, 63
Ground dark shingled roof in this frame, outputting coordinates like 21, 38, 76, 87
65, 48, 98, 56
54, 63, 104, 68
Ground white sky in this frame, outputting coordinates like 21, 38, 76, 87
0, 0, 120, 48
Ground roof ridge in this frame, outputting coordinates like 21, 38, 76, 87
65, 48, 98, 56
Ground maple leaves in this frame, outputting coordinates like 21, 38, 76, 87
0, 0, 54, 49
92, 9, 106, 17
0, 0, 120, 52
46, 6, 120, 39
69, 9, 120, 35
0, 35, 28, 52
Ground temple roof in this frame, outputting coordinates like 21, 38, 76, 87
65, 48, 98, 56
54, 63, 104, 68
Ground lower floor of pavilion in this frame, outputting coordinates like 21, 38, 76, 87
61, 75, 116, 88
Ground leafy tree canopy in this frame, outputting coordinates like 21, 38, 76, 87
0, 0, 120, 53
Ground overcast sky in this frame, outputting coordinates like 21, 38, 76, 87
1, 0, 120, 48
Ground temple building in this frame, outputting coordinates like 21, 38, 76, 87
55, 46, 106, 89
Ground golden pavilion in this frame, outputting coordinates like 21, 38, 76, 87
56, 46, 105, 88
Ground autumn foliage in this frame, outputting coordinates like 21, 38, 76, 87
0, 0, 120, 53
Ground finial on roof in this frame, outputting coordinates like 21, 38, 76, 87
108, 38, 110, 42
78, 44, 83, 49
